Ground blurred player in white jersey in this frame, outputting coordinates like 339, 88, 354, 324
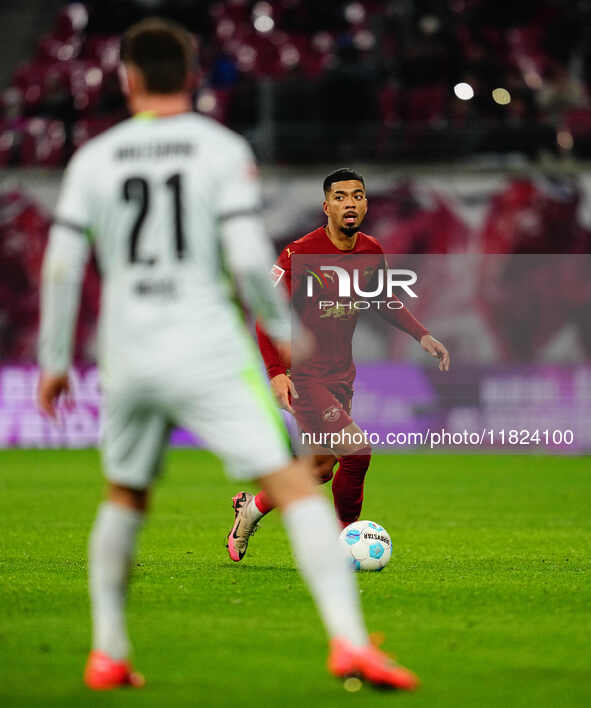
37, 18, 418, 692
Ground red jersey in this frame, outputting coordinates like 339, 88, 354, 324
256, 226, 429, 386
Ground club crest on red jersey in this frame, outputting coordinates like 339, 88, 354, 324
322, 405, 342, 423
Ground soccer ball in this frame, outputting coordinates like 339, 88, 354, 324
339, 520, 392, 572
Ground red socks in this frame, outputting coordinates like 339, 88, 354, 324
253, 490, 274, 515
331, 448, 372, 525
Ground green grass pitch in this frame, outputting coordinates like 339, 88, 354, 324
1, 449, 590, 708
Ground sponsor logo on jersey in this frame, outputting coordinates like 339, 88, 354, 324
318, 303, 357, 319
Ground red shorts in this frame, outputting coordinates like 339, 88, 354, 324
292, 378, 353, 434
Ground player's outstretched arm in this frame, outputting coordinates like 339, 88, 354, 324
420, 334, 450, 372
37, 225, 88, 418
37, 228, 87, 419
38, 149, 92, 416
38, 224, 90, 375
371, 269, 450, 371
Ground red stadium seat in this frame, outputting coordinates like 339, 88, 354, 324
73, 117, 117, 148
67, 61, 105, 113
0, 125, 20, 166
37, 35, 82, 63
1, 87, 24, 120
379, 82, 400, 126
404, 85, 447, 124
53, 3, 88, 41
195, 88, 233, 124
84, 36, 120, 74
566, 108, 591, 137
12, 64, 46, 112
210, 1, 251, 25
20, 118, 65, 166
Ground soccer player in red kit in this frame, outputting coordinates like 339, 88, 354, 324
227, 169, 450, 562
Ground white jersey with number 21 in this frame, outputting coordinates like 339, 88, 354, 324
40, 112, 289, 384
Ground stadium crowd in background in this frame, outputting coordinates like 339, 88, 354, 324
2, 1, 591, 363
1, 0, 591, 165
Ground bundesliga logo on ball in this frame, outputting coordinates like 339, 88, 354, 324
339, 520, 393, 572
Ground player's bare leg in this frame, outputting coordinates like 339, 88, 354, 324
85, 483, 147, 690
259, 457, 419, 691
254, 452, 336, 509
226, 454, 337, 562
314, 453, 339, 483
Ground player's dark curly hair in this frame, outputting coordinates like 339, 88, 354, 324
120, 18, 195, 94
323, 168, 365, 194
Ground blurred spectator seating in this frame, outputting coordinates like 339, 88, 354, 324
0, 190, 100, 362
1, 1, 591, 164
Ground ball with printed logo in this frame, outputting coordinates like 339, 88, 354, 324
339, 520, 392, 571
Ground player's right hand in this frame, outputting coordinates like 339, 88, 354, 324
37, 371, 72, 420
270, 373, 298, 415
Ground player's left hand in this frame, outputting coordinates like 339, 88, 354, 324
37, 371, 72, 420
420, 335, 450, 372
